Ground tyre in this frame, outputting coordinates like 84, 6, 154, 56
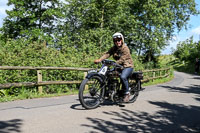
79, 75, 105, 109
128, 80, 140, 103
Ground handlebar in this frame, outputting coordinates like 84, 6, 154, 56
101, 59, 123, 69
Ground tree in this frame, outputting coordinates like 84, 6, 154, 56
174, 37, 200, 62
61, 0, 121, 51
62, 0, 199, 62
120, 0, 199, 60
1, 0, 199, 64
1, 0, 63, 40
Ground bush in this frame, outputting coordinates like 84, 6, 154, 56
0, 37, 171, 99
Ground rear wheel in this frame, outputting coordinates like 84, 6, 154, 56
128, 80, 140, 103
79, 75, 105, 109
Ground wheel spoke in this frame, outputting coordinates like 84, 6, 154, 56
128, 81, 139, 103
79, 76, 105, 109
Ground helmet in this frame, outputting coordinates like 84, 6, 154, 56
112, 32, 124, 44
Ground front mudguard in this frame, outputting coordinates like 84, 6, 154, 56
86, 72, 105, 81
86, 72, 106, 103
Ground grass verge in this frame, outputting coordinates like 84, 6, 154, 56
0, 72, 174, 103
143, 74, 174, 87
0, 90, 79, 102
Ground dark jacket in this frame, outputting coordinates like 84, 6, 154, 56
99, 44, 134, 68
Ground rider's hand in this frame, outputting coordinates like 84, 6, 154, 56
94, 59, 101, 64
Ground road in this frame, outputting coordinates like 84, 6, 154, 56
0, 71, 200, 133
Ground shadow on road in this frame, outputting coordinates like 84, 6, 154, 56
70, 103, 86, 110
159, 84, 200, 102
193, 77, 200, 80
0, 102, 70, 111
71, 100, 125, 110
81, 101, 200, 133
0, 119, 23, 133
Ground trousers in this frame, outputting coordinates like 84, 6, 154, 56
120, 67, 133, 94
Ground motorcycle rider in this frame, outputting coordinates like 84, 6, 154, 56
94, 32, 134, 102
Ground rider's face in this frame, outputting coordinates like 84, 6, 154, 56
114, 38, 122, 47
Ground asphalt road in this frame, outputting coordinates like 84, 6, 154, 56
0, 71, 200, 133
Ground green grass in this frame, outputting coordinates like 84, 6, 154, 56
157, 55, 176, 68
143, 74, 174, 87
173, 61, 198, 74
0, 89, 79, 102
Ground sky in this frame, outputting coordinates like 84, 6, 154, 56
0, 0, 200, 55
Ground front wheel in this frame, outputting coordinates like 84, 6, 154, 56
128, 80, 140, 103
79, 75, 105, 109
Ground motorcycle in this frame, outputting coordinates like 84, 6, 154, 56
79, 59, 144, 109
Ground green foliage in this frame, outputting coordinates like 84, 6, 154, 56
173, 37, 200, 74
0, 38, 87, 97
1, 0, 63, 40
174, 37, 200, 61
0, 90, 5, 97
1, 0, 199, 61
61, 0, 199, 63
157, 55, 176, 68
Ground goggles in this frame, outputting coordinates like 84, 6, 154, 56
113, 35, 122, 42
113, 35, 122, 39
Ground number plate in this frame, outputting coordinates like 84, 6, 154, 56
98, 66, 108, 75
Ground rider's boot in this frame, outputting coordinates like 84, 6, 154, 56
123, 87, 131, 102
123, 93, 130, 102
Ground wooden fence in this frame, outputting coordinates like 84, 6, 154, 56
0, 66, 171, 93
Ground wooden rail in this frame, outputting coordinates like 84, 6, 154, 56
0, 66, 91, 71
0, 66, 171, 93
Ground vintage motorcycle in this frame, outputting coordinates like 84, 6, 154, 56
79, 59, 144, 109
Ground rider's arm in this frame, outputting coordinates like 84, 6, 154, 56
95, 46, 115, 63
99, 53, 110, 61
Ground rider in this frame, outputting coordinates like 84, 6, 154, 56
94, 32, 134, 102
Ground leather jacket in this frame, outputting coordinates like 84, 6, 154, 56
99, 44, 134, 68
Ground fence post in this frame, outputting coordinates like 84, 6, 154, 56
153, 71, 155, 82
159, 70, 161, 77
167, 68, 170, 77
37, 70, 43, 94
165, 69, 167, 77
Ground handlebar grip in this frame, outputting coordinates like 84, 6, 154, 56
101, 59, 123, 69
113, 63, 123, 69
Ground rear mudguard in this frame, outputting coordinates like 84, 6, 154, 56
86, 72, 105, 81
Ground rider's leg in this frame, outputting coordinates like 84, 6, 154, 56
120, 68, 133, 95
